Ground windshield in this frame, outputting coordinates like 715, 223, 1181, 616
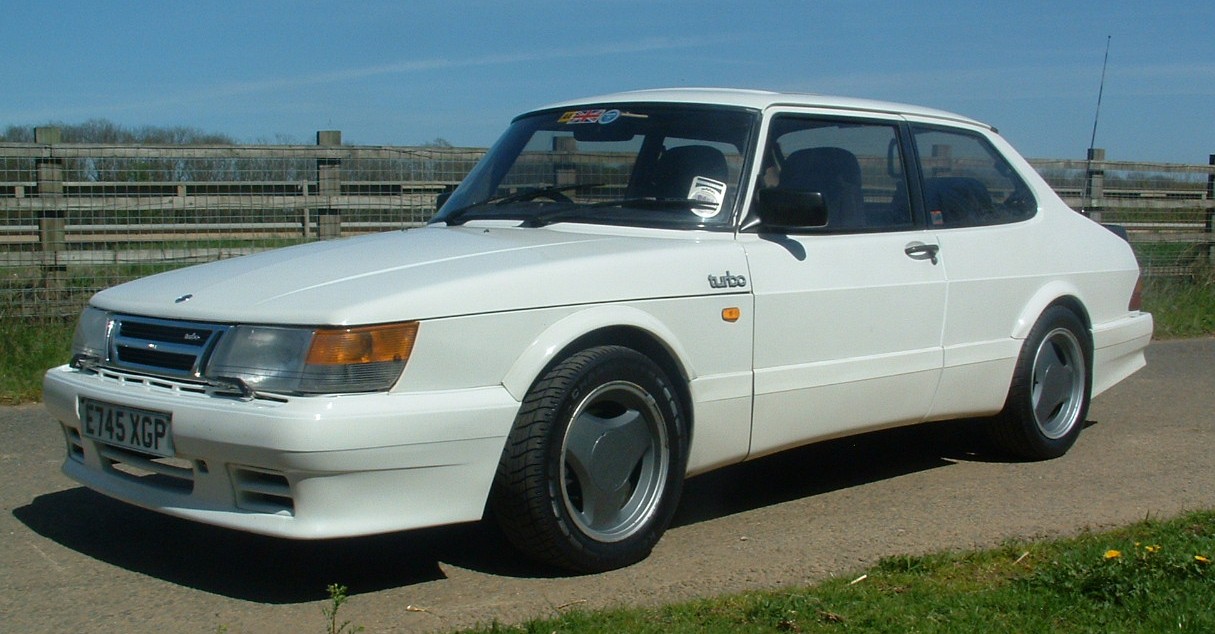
431, 104, 758, 229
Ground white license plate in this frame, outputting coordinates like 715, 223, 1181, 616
80, 398, 175, 458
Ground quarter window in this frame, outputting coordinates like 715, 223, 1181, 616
910, 126, 1036, 227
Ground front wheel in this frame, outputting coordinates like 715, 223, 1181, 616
491, 346, 687, 572
990, 306, 1092, 460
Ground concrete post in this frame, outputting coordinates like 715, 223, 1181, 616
553, 136, 577, 186
316, 130, 342, 239
34, 127, 67, 291
1084, 148, 1105, 222
928, 144, 951, 177
1206, 154, 1214, 263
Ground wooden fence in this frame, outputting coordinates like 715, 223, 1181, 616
2, 128, 1213, 318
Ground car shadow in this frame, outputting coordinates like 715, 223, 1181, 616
13, 416, 1070, 602
12, 488, 552, 603
673, 417, 1015, 527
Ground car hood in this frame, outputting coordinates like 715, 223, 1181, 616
90, 224, 749, 325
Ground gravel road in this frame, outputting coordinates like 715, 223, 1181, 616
3, 338, 1212, 633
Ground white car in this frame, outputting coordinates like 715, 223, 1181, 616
44, 89, 1153, 572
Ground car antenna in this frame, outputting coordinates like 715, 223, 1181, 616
1082, 35, 1112, 217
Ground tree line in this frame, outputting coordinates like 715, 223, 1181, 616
1, 119, 453, 148
1, 119, 238, 145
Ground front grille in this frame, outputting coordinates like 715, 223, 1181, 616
232, 467, 295, 515
116, 347, 198, 371
109, 315, 229, 378
64, 426, 84, 461
119, 320, 220, 344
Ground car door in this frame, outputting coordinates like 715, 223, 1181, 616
904, 121, 1044, 420
741, 112, 946, 458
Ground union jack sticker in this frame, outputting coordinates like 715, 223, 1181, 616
558, 109, 618, 124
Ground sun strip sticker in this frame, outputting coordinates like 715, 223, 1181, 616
558, 109, 621, 125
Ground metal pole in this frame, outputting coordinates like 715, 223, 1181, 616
1082, 36, 1112, 217
1088, 36, 1112, 153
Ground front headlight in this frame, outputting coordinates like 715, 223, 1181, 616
206, 322, 418, 394
70, 306, 112, 366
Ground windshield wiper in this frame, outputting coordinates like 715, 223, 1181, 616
524, 197, 714, 228
443, 183, 604, 226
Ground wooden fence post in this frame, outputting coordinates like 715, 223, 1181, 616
35, 126, 67, 293
316, 130, 342, 240
1206, 154, 1214, 263
1084, 148, 1105, 222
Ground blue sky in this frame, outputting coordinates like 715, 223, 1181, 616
3, 1, 1212, 163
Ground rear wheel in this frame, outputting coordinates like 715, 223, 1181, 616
491, 346, 687, 572
991, 306, 1092, 460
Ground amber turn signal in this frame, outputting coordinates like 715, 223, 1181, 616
306, 322, 419, 365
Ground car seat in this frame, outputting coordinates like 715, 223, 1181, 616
645, 145, 729, 199
779, 147, 865, 228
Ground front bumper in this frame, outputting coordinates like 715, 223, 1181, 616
43, 365, 521, 538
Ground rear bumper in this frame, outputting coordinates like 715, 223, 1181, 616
1091, 311, 1153, 398
43, 365, 520, 538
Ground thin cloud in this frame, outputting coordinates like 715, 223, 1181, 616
109, 37, 714, 116
1111, 62, 1215, 97
1, 36, 713, 123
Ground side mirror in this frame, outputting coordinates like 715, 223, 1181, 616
756, 188, 829, 231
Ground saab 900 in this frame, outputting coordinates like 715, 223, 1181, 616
44, 89, 1152, 572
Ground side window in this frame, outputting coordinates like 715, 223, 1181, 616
756, 116, 913, 231
911, 126, 1036, 227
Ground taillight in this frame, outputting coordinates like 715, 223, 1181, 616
1129, 275, 1144, 311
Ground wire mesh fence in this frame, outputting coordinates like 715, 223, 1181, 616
2, 135, 1212, 321
1033, 157, 1215, 276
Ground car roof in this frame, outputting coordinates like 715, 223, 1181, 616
536, 87, 993, 131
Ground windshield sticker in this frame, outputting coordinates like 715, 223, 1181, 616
558, 109, 621, 125
687, 176, 727, 218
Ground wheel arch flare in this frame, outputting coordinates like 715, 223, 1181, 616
501, 305, 697, 426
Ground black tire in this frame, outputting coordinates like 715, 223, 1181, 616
491, 345, 687, 572
991, 306, 1093, 460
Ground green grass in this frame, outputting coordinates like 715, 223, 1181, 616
459, 510, 1215, 633
0, 316, 73, 405
1141, 271, 1215, 338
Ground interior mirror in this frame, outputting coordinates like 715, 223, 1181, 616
757, 188, 829, 231
572, 120, 637, 142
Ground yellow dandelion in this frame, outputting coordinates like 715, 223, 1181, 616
1104, 550, 1122, 560
1145, 545, 1161, 554
1196, 555, 1211, 564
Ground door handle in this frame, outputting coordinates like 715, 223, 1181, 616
904, 242, 940, 264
